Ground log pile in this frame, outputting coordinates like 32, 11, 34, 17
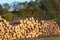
0, 16, 60, 40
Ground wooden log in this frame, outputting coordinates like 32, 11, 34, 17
0, 38, 2, 40
21, 36, 25, 38
31, 34, 35, 38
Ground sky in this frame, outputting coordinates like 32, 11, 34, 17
0, 0, 35, 4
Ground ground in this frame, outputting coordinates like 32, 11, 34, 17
15, 37, 60, 40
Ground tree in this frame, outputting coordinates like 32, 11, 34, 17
17, 2, 25, 10
3, 3, 10, 11
45, 0, 60, 19
12, 2, 18, 11
0, 4, 3, 15
2, 9, 7, 15
39, 0, 59, 19
28, 0, 34, 9
24, 1, 28, 8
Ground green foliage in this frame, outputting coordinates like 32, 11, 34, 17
4, 13, 13, 21
55, 16, 60, 26
0, 0, 60, 25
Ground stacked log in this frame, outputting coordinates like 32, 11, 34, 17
0, 16, 60, 40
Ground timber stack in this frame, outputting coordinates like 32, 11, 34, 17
0, 16, 60, 40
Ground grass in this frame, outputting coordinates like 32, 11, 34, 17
14, 34, 60, 40
15, 37, 60, 40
